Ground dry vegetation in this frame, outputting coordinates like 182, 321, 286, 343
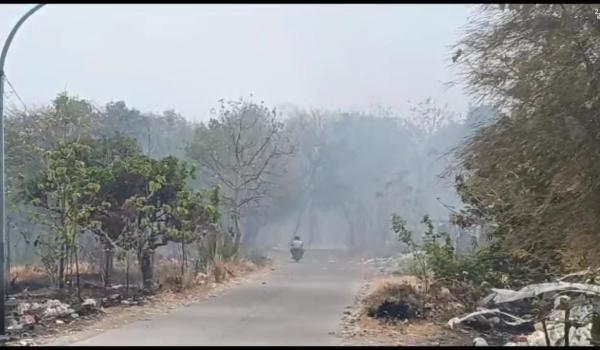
3, 256, 270, 346
340, 275, 473, 346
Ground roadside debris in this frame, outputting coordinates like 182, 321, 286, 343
355, 259, 600, 346
447, 308, 533, 333
449, 279, 600, 346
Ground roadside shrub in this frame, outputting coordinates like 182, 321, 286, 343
392, 214, 539, 292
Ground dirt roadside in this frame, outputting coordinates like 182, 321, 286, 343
338, 261, 474, 346
11, 264, 272, 346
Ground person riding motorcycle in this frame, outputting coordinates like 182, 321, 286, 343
290, 235, 304, 249
290, 236, 304, 261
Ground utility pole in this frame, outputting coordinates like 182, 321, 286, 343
0, 4, 45, 335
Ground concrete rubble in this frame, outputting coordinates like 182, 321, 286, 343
42, 300, 75, 318
5, 289, 146, 341
448, 279, 600, 346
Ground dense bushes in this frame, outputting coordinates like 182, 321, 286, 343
392, 214, 545, 293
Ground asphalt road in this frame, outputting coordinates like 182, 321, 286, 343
69, 249, 365, 346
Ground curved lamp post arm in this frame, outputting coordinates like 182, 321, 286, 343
0, 4, 46, 335
0, 4, 45, 72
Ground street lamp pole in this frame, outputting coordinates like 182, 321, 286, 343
0, 3, 46, 335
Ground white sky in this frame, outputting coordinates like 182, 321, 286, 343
1, 4, 474, 122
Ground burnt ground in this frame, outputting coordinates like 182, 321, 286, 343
338, 269, 476, 346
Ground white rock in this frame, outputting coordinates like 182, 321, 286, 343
42, 302, 75, 318
527, 331, 548, 346
17, 303, 31, 315
527, 322, 591, 346
82, 299, 97, 307
44, 299, 63, 309
7, 317, 23, 331
489, 316, 501, 326
571, 324, 592, 346
473, 337, 488, 346
447, 317, 459, 329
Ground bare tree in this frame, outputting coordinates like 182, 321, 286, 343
186, 98, 294, 254
286, 110, 327, 244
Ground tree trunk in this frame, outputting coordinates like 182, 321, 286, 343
6, 218, 11, 295
104, 246, 114, 287
58, 244, 66, 289
564, 308, 571, 346
232, 213, 242, 255
591, 313, 600, 346
67, 246, 74, 291
181, 240, 186, 277
74, 244, 81, 301
125, 250, 130, 298
139, 249, 154, 291
212, 231, 220, 264
542, 319, 551, 346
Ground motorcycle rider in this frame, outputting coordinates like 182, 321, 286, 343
290, 235, 304, 260
290, 235, 304, 250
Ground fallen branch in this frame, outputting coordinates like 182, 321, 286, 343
447, 308, 532, 330
558, 268, 600, 283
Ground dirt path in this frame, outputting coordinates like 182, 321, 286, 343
49, 249, 365, 346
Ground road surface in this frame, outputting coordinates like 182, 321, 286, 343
68, 249, 365, 346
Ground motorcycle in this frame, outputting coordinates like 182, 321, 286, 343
290, 247, 304, 262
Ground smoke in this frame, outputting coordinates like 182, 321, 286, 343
242, 101, 494, 256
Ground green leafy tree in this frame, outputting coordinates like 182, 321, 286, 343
28, 141, 100, 294
167, 187, 221, 277
105, 155, 194, 290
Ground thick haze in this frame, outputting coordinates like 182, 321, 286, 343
1, 4, 473, 122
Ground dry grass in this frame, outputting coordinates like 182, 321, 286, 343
11, 262, 99, 281
370, 275, 424, 290
225, 258, 258, 275
361, 276, 425, 314
362, 278, 423, 320
156, 257, 260, 292
155, 261, 196, 291
10, 265, 46, 282
343, 275, 473, 346
9, 256, 263, 296
360, 275, 464, 322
